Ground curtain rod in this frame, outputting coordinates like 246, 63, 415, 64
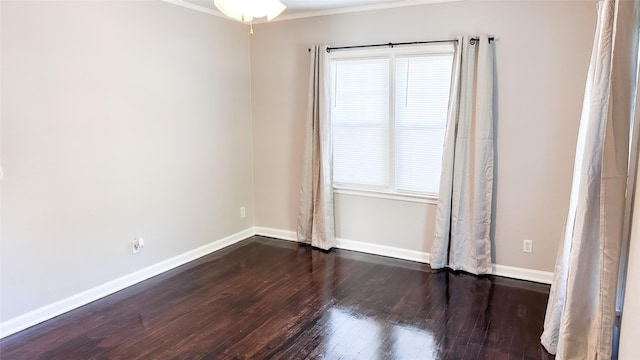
308, 37, 495, 53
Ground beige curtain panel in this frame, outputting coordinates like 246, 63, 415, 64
541, 0, 640, 358
430, 34, 495, 275
296, 45, 336, 251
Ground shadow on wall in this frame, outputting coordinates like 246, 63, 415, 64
490, 42, 500, 264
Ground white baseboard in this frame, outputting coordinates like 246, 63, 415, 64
336, 238, 431, 264
2, 226, 553, 339
254, 227, 297, 241
254, 226, 552, 284
254, 227, 431, 263
0, 228, 254, 339
492, 264, 554, 284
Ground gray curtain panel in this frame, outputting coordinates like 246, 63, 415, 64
541, 1, 640, 358
296, 45, 336, 251
430, 34, 495, 275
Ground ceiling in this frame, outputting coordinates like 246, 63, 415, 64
179, 0, 453, 20
265, 0, 410, 14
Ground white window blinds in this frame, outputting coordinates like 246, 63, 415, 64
395, 55, 453, 193
332, 58, 389, 187
331, 46, 453, 197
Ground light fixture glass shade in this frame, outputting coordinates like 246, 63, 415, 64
214, 0, 286, 22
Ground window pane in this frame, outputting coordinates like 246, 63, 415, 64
396, 128, 446, 193
333, 125, 388, 186
332, 58, 389, 187
395, 55, 453, 193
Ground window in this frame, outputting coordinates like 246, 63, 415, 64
330, 45, 454, 198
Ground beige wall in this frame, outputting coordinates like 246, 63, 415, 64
250, 1, 596, 271
0, 1, 253, 321
0, 0, 599, 328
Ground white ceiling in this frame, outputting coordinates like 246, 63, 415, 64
276, 0, 409, 14
178, 0, 455, 20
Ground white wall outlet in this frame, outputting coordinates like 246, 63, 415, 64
240, 206, 246, 218
523, 239, 533, 253
133, 237, 144, 254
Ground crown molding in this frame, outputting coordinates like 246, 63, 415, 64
161, 0, 462, 24
256, 0, 462, 23
160, 0, 228, 20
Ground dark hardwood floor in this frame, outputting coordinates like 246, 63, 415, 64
0, 236, 554, 360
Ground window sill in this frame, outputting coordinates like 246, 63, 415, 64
333, 187, 438, 205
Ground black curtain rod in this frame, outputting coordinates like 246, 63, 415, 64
308, 37, 494, 52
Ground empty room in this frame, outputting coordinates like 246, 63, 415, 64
1, 0, 639, 358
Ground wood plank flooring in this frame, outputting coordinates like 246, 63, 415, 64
0, 236, 554, 359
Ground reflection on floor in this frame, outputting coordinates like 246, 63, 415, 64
324, 307, 439, 359
0, 236, 554, 359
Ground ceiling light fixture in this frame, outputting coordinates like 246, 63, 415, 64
214, 0, 287, 34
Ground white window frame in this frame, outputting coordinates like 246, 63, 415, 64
330, 44, 454, 204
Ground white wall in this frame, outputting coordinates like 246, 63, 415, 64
0, 1, 253, 322
250, 0, 596, 272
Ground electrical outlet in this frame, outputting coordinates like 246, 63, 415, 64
523, 239, 533, 253
133, 237, 145, 254
240, 206, 246, 218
